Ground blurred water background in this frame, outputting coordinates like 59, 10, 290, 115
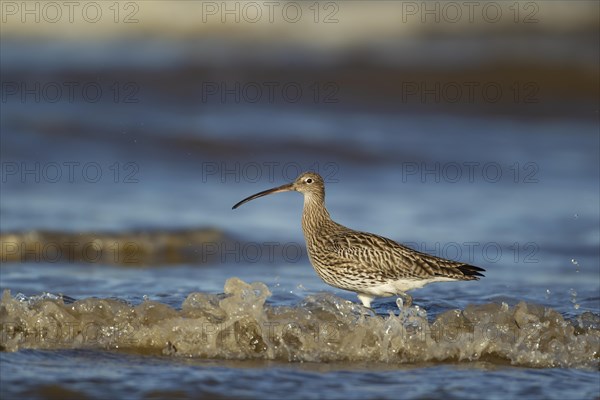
1, 1, 599, 399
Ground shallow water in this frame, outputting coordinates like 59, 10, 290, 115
1, 254, 599, 400
3, 350, 598, 400
2, 37, 599, 399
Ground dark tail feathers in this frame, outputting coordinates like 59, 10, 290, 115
457, 264, 485, 279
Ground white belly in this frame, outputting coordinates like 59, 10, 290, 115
363, 277, 456, 297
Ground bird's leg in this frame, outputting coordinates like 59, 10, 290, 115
395, 293, 413, 309
357, 293, 374, 309
356, 294, 376, 317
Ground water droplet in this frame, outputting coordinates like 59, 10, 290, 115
571, 259, 578, 266
573, 213, 579, 219
569, 288, 580, 310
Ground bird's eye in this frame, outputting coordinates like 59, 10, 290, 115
306, 178, 313, 184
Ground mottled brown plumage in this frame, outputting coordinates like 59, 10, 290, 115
233, 172, 484, 308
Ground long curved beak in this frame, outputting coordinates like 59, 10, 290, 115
232, 183, 294, 209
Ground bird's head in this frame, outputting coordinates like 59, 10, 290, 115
232, 171, 325, 209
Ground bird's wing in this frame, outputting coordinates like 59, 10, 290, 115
325, 230, 484, 281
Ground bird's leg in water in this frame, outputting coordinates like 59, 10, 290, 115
395, 293, 413, 309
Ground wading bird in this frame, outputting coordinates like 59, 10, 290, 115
232, 172, 484, 308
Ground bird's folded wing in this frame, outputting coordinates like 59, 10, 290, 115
325, 231, 482, 281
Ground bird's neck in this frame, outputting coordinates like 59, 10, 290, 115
301, 194, 331, 237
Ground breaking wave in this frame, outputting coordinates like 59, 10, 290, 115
1, 278, 598, 369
